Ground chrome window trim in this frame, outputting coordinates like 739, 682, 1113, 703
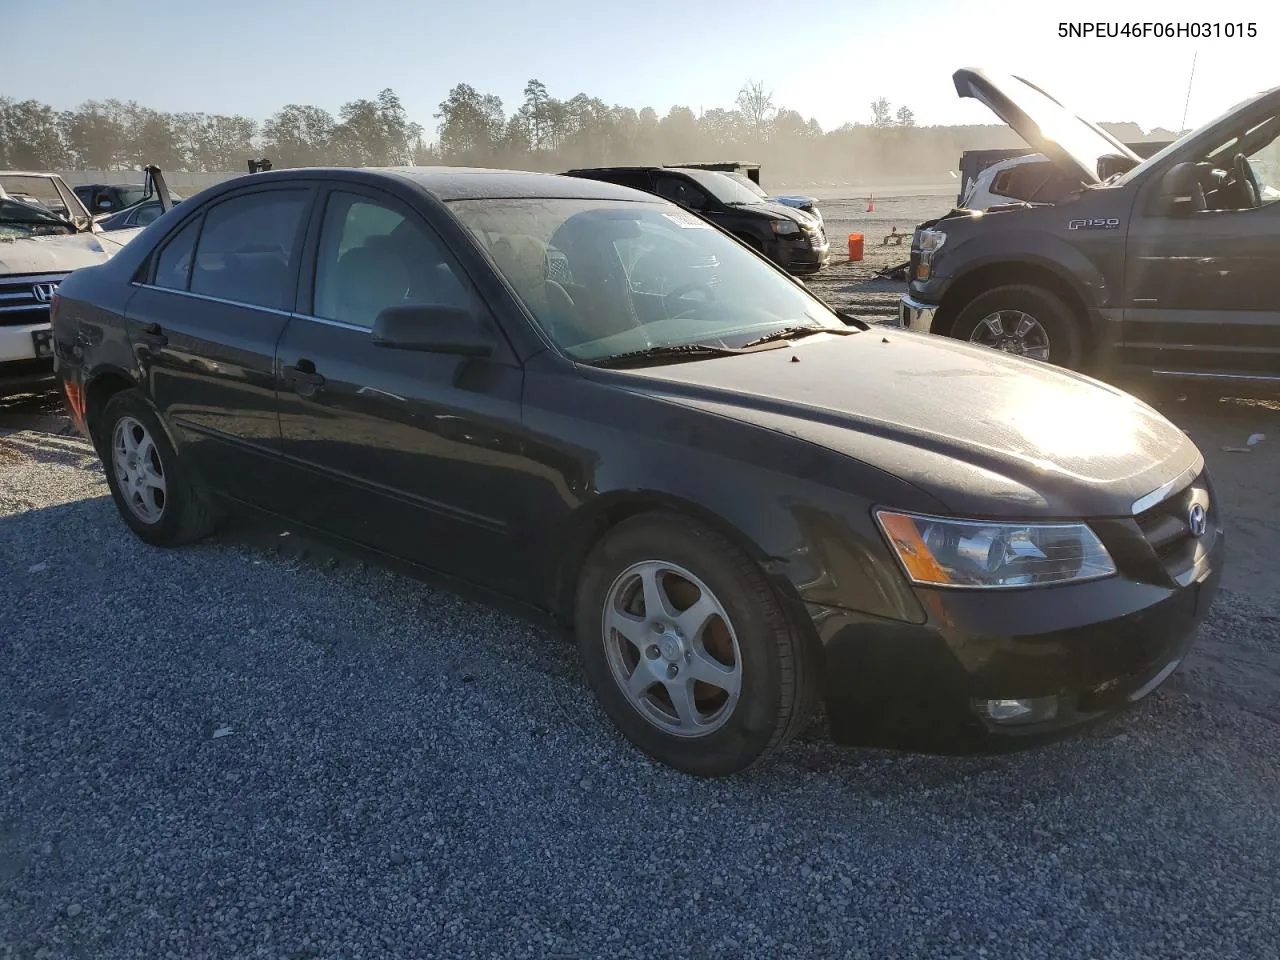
132, 282, 292, 318
131, 283, 372, 333
290, 313, 370, 333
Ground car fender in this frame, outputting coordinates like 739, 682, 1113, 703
524, 377, 936, 629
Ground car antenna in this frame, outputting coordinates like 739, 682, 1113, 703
1180, 51, 1197, 134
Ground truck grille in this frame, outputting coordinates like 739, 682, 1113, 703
0, 273, 67, 327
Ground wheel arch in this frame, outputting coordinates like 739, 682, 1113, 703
550, 491, 810, 632
83, 366, 138, 440
932, 260, 1095, 359
83, 367, 181, 460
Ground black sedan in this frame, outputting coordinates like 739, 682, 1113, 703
49, 167, 1223, 776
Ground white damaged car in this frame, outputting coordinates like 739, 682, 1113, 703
0, 169, 166, 394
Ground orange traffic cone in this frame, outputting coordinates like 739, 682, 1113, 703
866, 194, 875, 213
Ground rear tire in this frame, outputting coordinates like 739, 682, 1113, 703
574, 512, 819, 777
951, 284, 1084, 369
95, 389, 217, 547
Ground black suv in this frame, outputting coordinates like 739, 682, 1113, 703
564, 166, 829, 274
900, 68, 1280, 393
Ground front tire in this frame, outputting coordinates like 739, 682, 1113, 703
574, 513, 818, 777
96, 389, 217, 547
950, 284, 1083, 369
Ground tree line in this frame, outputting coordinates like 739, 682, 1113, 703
0, 80, 1175, 186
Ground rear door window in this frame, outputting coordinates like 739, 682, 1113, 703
153, 217, 202, 291
189, 190, 309, 310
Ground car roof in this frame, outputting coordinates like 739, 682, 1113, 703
218, 166, 656, 203
566, 166, 661, 173
0, 171, 62, 178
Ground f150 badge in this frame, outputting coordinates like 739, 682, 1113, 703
1067, 218, 1121, 230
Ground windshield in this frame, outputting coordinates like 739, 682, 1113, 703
0, 175, 72, 217
114, 186, 148, 208
1114, 95, 1267, 187
677, 169, 770, 206
726, 172, 768, 198
0, 197, 76, 239
449, 197, 844, 361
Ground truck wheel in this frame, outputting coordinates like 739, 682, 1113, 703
574, 512, 819, 778
950, 285, 1083, 369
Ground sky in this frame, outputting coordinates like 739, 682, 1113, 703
8, 0, 1279, 137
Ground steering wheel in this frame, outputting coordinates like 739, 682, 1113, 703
1233, 153, 1261, 208
662, 280, 716, 317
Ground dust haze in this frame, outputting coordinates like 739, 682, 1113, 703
1, 79, 1180, 196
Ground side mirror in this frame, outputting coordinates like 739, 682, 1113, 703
1096, 153, 1137, 180
371, 304, 494, 357
1158, 162, 1203, 215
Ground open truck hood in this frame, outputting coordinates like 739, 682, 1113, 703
953, 68, 1140, 186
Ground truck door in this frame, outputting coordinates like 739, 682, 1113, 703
1123, 109, 1280, 383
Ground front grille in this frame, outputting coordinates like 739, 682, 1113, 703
1135, 472, 1210, 575
0, 273, 67, 327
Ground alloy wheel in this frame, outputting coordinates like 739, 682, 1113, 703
969, 309, 1052, 360
601, 560, 743, 738
111, 415, 167, 524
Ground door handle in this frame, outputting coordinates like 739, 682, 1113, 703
136, 322, 167, 350
282, 360, 326, 392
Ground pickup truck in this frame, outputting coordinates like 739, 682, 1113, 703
899, 68, 1280, 393
1, 167, 171, 394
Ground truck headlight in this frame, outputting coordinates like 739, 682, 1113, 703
875, 510, 1116, 588
771, 219, 801, 236
916, 229, 946, 280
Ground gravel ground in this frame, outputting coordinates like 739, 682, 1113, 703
2, 388, 1279, 960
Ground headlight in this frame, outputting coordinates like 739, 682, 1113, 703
916, 229, 946, 280
874, 510, 1116, 588
918, 228, 946, 253
771, 219, 801, 236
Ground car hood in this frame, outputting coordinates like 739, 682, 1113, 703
769, 195, 818, 207
729, 200, 810, 223
953, 67, 1139, 186
0, 230, 132, 274
589, 330, 1201, 519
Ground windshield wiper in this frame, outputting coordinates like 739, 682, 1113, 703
0, 217, 74, 230
587, 341, 786, 369
739, 325, 859, 347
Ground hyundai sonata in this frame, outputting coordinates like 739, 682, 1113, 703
50, 167, 1223, 776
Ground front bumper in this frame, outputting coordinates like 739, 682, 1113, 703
897, 294, 936, 333
769, 237, 830, 275
805, 529, 1224, 754
0, 319, 56, 394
